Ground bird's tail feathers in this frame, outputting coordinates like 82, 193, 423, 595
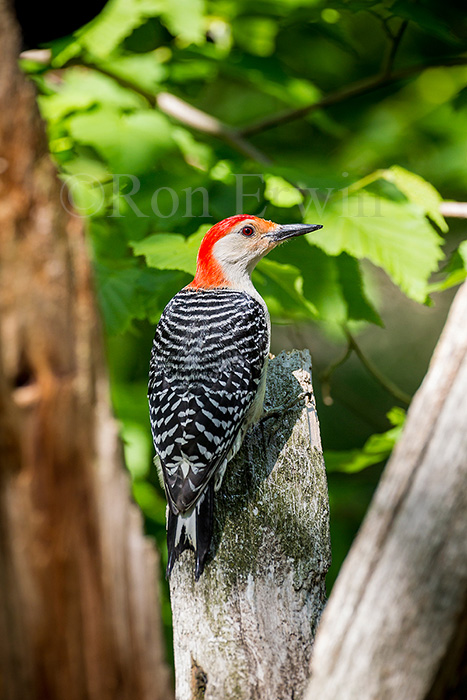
166, 481, 214, 581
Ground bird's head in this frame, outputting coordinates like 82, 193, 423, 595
188, 215, 322, 290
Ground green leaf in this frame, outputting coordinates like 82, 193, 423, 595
427, 240, 467, 293
39, 68, 144, 123
60, 171, 109, 218
253, 259, 317, 321
233, 17, 278, 57
49, 36, 82, 67
381, 165, 448, 232
111, 380, 152, 426
77, 0, 165, 58
136, 268, 192, 322
172, 128, 214, 171
386, 406, 406, 427
160, 0, 206, 44
97, 53, 167, 93
95, 262, 145, 334
308, 193, 444, 302
131, 226, 208, 275
68, 107, 174, 172
271, 239, 368, 326
95, 261, 189, 333
264, 175, 303, 208
325, 408, 406, 473
335, 253, 383, 326
331, 0, 383, 12
297, 245, 348, 325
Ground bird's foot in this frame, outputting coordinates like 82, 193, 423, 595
259, 391, 312, 424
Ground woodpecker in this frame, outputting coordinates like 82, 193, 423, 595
148, 215, 322, 580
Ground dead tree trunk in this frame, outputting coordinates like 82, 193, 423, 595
169, 350, 331, 700
0, 3, 172, 699
305, 280, 467, 700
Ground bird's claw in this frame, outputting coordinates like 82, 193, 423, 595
260, 390, 312, 423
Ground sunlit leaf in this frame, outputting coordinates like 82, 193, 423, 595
160, 0, 206, 44
172, 128, 214, 171
131, 226, 208, 275
61, 171, 109, 218
386, 406, 406, 427
68, 107, 174, 172
427, 240, 467, 293
98, 53, 168, 93
39, 68, 144, 122
264, 175, 303, 208
308, 193, 444, 302
381, 165, 448, 232
325, 408, 406, 473
77, 0, 165, 58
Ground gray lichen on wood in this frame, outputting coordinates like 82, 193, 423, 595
170, 349, 331, 700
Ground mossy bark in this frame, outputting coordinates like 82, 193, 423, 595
169, 350, 331, 700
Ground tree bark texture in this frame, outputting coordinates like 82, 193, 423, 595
169, 349, 331, 700
305, 280, 467, 700
0, 3, 172, 699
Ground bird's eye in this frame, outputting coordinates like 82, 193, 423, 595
241, 225, 255, 237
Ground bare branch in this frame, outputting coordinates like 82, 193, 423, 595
344, 328, 411, 406
19, 48, 51, 62
440, 201, 467, 218
155, 91, 271, 164
240, 57, 467, 137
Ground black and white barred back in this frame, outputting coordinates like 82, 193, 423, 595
148, 288, 269, 579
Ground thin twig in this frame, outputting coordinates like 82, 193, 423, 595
367, 8, 396, 41
239, 57, 467, 137
382, 20, 409, 76
439, 201, 467, 218
319, 343, 353, 406
344, 328, 411, 406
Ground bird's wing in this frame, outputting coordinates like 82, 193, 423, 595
148, 289, 268, 513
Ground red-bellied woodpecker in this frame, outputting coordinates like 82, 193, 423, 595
148, 215, 322, 580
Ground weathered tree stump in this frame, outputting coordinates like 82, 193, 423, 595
169, 349, 331, 700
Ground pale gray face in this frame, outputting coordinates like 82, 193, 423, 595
212, 219, 322, 277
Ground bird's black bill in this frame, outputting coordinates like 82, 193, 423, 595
268, 223, 323, 242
